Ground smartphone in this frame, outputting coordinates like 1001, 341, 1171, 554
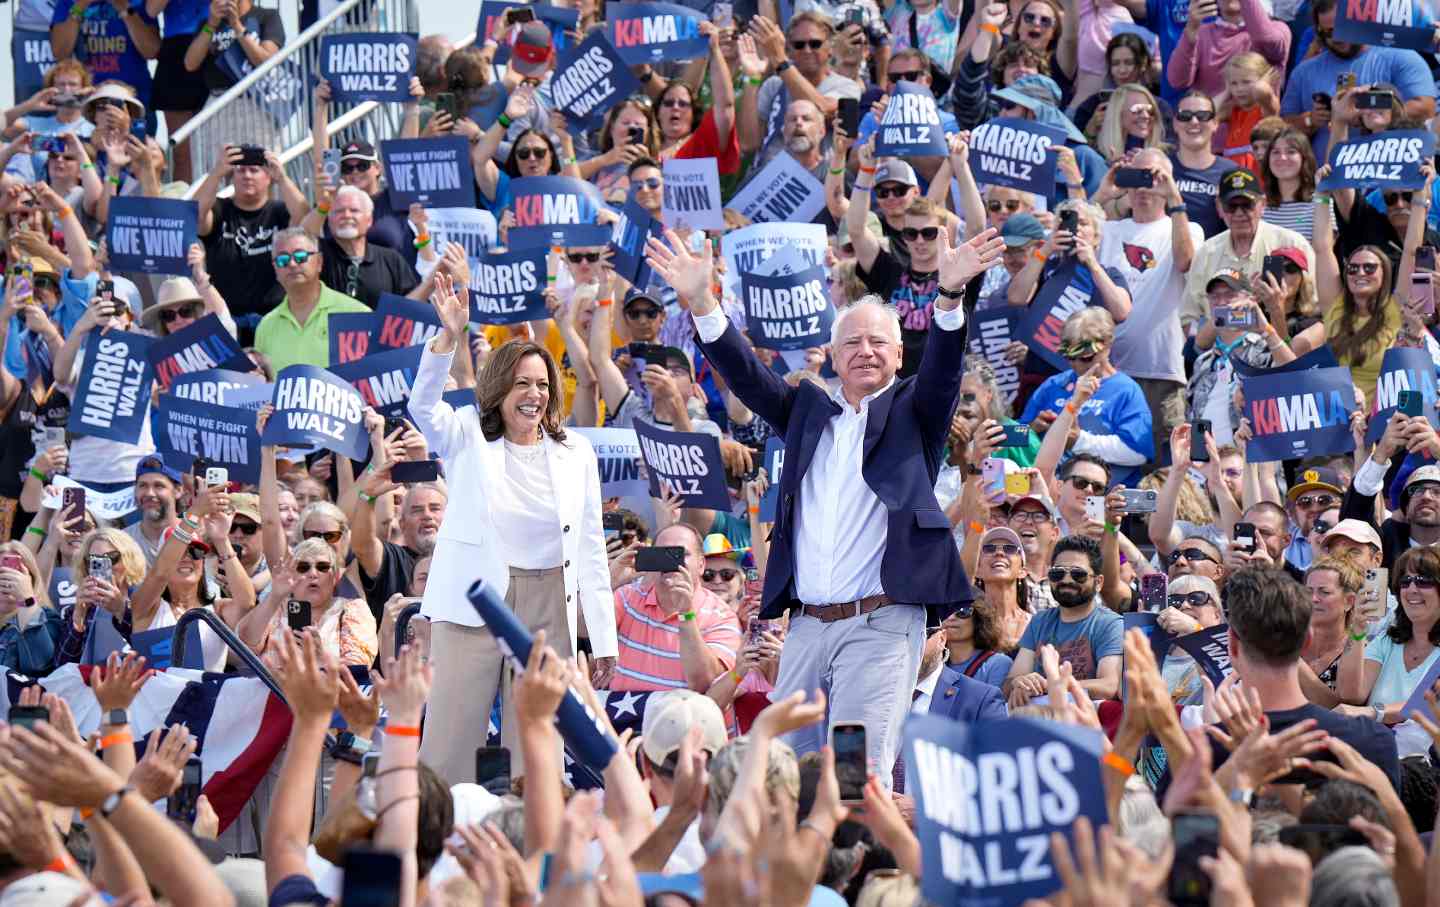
96, 280, 116, 307
627, 125, 646, 145
1119, 488, 1158, 513
89, 554, 113, 583
1169, 813, 1220, 906
1336, 72, 1357, 92
1277, 824, 1368, 865
712, 1, 735, 26
434, 92, 460, 121
831, 722, 867, 803
62, 486, 85, 527
846, 6, 865, 26
1057, 207, 1079, 236
1262, 254, 1288, 286
1361, 568, 1389, 624
167, 755, 203, 823
362, 750, 381, 779
10, 261, 33, 304
1005, 472, 1031, 496
508, 7, 535, 23
1084, 495, 1106, 523
1114, 167, 1154, 189
1000, 424, 1031, 448
1355, 90, 1392, 109
237, 144, 266, 167
205, 466, 228, 488
320, 147, 342, 182
0, 554, 23, 574
627, 342, 668, 364
1399, 388, 1425, 417
287, 599, 312, 632
1412, 273, 1435, 316
1211, 305, 1256, 329
1191, 420, 1212, 462
1233, 521, 1258, 554
1418, 245, 1437, 272
837, 97, 860, 137
7, 705, 48, 731
747, 616, 779, 645
744, 566, 763, 599
475, 746, 512, 796
634, 545, 686, 573
340, 846, 405, 907
1140, 573, 1168, 612
603, 511, 624, 542
981, 457, 1006, 498
1312, 91, 1332, 110
390, 459, 441, 483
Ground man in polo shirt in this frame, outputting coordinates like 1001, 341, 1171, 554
315, 185, 419, 308
611, 524, 741, 692
254, 228, 369, 374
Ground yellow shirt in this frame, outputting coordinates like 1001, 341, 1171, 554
254, 285, 370, 376
1323, 296, 1401, 411
480, 323, 616, 425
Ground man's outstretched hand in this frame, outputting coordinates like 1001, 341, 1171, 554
936, 228, 1005, 308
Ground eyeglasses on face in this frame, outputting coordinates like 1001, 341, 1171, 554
1068, 475, 1106, 495
1385, 191, 1413, 207
987, 199, 1023, 213
273, 250, 315, 268
790, 38, 825, 50
1047, 566, 1091, 583
515, 146, 551, 161
1128, 103, 1154, 118
90, 550, 122, 565
160, 302, 201, 324
340, 160, 371, 174
294, 561, 335, 574
981, 542, 1021, 555
1021, 11, 1054, 26
1400, 574, 1439, 589
567, 252, 602, 263
303, 528, 345, 544
1175, 109, 1215, 122
1168, 591, 1215, 609
1168, 547, 1217, 565
1346, 261, 1380, 276
634, 177, 662, 190
1060, 339, 1101, 360
1009, 509, 1052, 525
231, 519, 261, 535
1295, 494, 1338, 508
874, 184, 911, 199
660, 97, 693, 109
626, 307, 662, 320
184, 544, 208, 561
889, 70, 923, 82
902, 226, 941, 241
1224, 199, 1256, 213
703, 568, 739, 582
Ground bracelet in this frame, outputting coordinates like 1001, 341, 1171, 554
43, 855, 73, 874
680, 610, 697, 622
385, 724, 422, 737
968, 520, 984, 534
373, 793, 420, 826
859, 165, 877, 175
745, 76, 765, 87
729, 669, 744, 684
201, 23, 214, 34
98, 731, 133, 750
26, 527, 45, 538
316, 204, 331, 215
1349, 628, 1369, 641
1101, 751, 1135, 777
1064, 402, 1077, 414
596, 297, 614, 307
497, 113, 513, 129
853, 182, 874, 192
56, 206, 72, 221
80, 163, 94, 170
1032, 249, 1047, 263
70, 4, 85, 19
775, 61, 793, 74
828, 166, 845, 175
748, 505, 760, 514
797, 820, 830, 842
106, 175, 122, 187
1104, 521, 1118, 535
358, 491, 377, 506
28, 467, 47, 482
414, 236, 431, 250
980, 22, 1002, 34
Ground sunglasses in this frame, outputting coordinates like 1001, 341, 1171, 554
661, 97, 693, 108
1021, 11, 1055, 26
1295, 494, 1338, 508
1385, 191, 1413, 206
1068, 475, 1106, 495
160, 302, 201, 324
981, 542, 1021, 556
703, 568, 739, 582
1168, 591, 1215, 609
184, 543, 209, 561
790, 39, 825, 50
1400, 574, 1439, 589
626, 307, 662, 320
889, 70, 923, 82
273, 250, 315, 268
90, 550, 122, 565
1346, 261, 1380, 276
1047, 566, 1091, 583
1224, 199, 1256, 213
1060, 340, 1100, 360
634, 177, 662, 190
231, 519, 261, 535
515, 146, 551, 161
294, 561, 335, 574
1128, 104, 1154, 117
303, 528, 345, 544
340, 160, 371, 174
875, 185, 911, 199
567, 252, 602, 263
902, 226, 941, 241
1168, 547, 1217, 565
987, 199, 1024, 213
1175, 109, 1216, 122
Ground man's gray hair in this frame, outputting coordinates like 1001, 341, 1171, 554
270, 226, 318, 255
831, 295, 903, 349
1311, 846, 1399, 907
333, 184, 375, 216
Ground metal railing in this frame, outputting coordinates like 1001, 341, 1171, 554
168, 0, 421, 195
170, 608, 287, 705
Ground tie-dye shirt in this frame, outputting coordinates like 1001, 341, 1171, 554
856, 250, 939, 377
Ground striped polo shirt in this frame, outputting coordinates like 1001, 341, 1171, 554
611, 581, 742, 691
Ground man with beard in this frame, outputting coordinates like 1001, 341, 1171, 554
1001, 537, 1123, 708
1343, 414, 1440, 567
124, 456, 184, 567
352, 474, 446, 619
738, 12, 861, 167
309, 185, 418, 308
1279, 0, 1435, 160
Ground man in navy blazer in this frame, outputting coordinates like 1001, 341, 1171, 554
648, 224, 1005, 783
930, 666, 1008, 723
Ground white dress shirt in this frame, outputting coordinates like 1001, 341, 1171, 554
693, 304, 964, 605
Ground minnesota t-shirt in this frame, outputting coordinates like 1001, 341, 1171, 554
1170, 153, 1238, 240
856, 250, 938, 378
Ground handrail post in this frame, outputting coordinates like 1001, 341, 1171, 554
171, 609, 287, 705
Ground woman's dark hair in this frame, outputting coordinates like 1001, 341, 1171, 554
415, 760, 455, 876
658, 80, 705, 135
1105, 33, 1151, 87
969, 600, 1005, 653
1332, 244, 1396, 368
502, 128, 562, 178
1263, 127, 1318, 206
1388, 546, 1440, 645
476, 340, 567, 443
443, 46, 492, 108
598, 97, 661, 157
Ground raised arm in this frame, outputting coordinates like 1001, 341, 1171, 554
847, 139, 883, 271
735, 35, 769, 154
408, 273, 474, 461
949, 132, 988, 239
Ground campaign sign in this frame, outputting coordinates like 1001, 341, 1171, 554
1240, 366, 1357, 462
426, 208, 499, 262
741, 265, 835, 350
477, 1, 580, 65
729, 154, 826, 225
1318, 129, 1436, 192
319, 33, 418, 103
509, 176, 613, 249
1335, 0, 1437, 51
606, 2, 709, 63
551, 31, 640, 130
1172, 624, 1233, 686
904, 714, 1107, 905
67, 331, 154, 444
471, 247, 548, 325
1232, 343, 1340, 376
12, 29, 56, 105
1401, 652, 1440, 719
330, 345, 423, 419
967, 307, 1022, 406
609, 200, 657, 286
1017, 258, 1103, 372
1121, 613, 1173, 696
155, 395, 262, 485
633, 420, 732, 510
148, 314, 250, 391
371, 294, 443, 351
573, 426, 647, 498
83, 617, 205, 670
442, 388, 478, 411
170, 368, 266, 407
874, 81, 949, 158
329, 312, 377, 365
381, 137, 476, 209
49, 567, 76, 614
106, 198, 198, 276
968, 117, 1066, 195
261, 366, 370, 461
662, 156, 724, 230
43, 476, 137, 523
758, 437, 784, 523
1367, 347, 1440, 442
724, 222, 829, 280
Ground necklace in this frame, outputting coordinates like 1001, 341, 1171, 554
505, 439, 545, 465
1404, 639, 1433, 672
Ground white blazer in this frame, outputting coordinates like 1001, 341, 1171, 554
408, 342, 617, 658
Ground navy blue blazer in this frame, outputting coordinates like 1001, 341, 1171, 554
929, 667, 1008, 723
698, 317, 974, 623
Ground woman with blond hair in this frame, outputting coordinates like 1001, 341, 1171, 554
237, 537, 377, 669
0, 541, 62, 675
1095, 84, 1167, 163
54, 528, 147, 667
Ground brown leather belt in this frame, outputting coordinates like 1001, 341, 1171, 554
801, 594, 892, 623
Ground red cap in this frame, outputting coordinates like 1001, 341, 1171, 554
1271, 246, 1308, 271
510, 21, 553, 77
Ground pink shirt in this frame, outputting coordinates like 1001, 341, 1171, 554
1076, 0, 1134, 75
1165, 0, 1290, 98
611, 581, 741, 691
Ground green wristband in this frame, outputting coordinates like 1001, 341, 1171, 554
28, 467, 47, 482
497, 113, 513, 129
1103, 522, 1118, 534
201, 23, 214, 34
26, 526, 46, 538
680, 610, 697, 622
1349, 629, 1368, 642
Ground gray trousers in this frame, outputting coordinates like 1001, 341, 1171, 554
771, 604, 925, 790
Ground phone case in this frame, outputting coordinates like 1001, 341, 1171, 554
1085, 496, 1106, 523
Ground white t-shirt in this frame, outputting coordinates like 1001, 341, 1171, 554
1099, 216, 1204, 384
139, 603, 229, 673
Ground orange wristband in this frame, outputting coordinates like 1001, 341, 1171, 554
56, 205, 73, 221
1032, 249, 1047, 263
968, 520, 984, 534
44, 855, 73, 874
1102, 751, 1136, 776
385, 724, 422, 737
979, 22, 1001, 34
748, 506, 760, 514
859, 165, 877, 174
1064, 402, 1077, 414
597, 298, 614, 307
79, 808, 94, 820
98, 731, 133, 750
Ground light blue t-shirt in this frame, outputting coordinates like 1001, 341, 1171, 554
1017, 605, 1124, 681
1279, 45, 1437, 159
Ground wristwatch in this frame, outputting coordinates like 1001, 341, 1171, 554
1229, 787, 1253, 806
330, 730, 373, 765
775, 60, 794, 74
1373, 702, 1388, 724
1165, 203, 1187, 216
99, 785, 133, 820
937, 285, 965, 299
104, 709, 128, 727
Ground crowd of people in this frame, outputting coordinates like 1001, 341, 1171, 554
3, 0, 1440, 903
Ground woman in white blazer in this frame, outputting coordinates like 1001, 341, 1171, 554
408, 273, 616, 785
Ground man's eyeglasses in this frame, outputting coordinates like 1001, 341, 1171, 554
1068, 475, 1106, 495
1021, 11, 1054, 26
273, 250, 315, 268
1400, 574, 1439, 589
303, 529, 345, 544
160, 302, 202, 324
515, 146, 551, 161
1295, 494, 1338, 509
790, 38, 825, 50
294, 561, 335, 574
888, 70, 923, 82
1168, 591, 1215, 609
1047, 566, 1091, 583
1175, 109, 1215, 123
231, 519, 261, 536
1346, 262, 1380, 276
627, 307, 662, 320
875, 185, 910, 199
1385, 191, 1413, 207
1168, 547, 1217, 565
634, 177, 662, 190
567, 252, 602, 264
340, 160, 372, 174
987, 199, 1023, 213
981, 542, 1021, 555
703, 568, 739, 582
1224, 199, 1256, 213
1009, 509, 1052, 525
902, 226, 941, 241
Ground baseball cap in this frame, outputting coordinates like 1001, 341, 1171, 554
1010, 493, 1059, 521
230, 492, 262, 524
873, 160, 918, 189
1403, 464, 1440, 507
136, 454, 183, 485
979, 526, 1026, 565
510, 21, 554, 78
1321, 518, 1382, 552
702, 533, 748, 560
339, 140, 378, 163
1271, 246, 1309, 271
622, 289, 662, 312
0, 871, 94, 907
1001, 213, 1045, 247
1219, 168, 1261, 203
640, 689, 727, 768
1287, 466, 1343, 502
1205, 268, 1248, 293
